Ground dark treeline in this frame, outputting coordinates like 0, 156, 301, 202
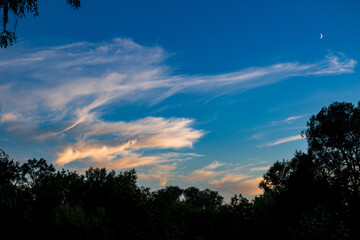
1, 101, 359, 240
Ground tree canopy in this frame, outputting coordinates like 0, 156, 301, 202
304, 101, 360, 197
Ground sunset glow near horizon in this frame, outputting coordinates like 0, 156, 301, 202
1, 0, 359, 200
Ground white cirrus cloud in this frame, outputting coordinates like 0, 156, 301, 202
271, 114, 309, 125
266, 134, 305, 147
0, 39, 355, 120
0, 38, 356, 171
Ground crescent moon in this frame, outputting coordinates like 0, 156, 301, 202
320, 33, 323, 39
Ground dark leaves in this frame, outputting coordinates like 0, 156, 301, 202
0, 0, 80, 48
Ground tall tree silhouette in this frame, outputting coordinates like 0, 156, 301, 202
303, 101, 360, 197
303, 101, 360, 238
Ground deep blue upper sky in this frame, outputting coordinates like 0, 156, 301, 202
19, 0, 360, 71
1, 0, 359, 198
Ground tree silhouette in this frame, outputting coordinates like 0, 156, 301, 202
303, 101, 360, 238
0, 0, 80, 48
259, 101, 360, 239
292, 206, 350, 240
183, 186, 223, 210
304, 101, 360, 197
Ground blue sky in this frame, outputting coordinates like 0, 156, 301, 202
0, 0, 359, 199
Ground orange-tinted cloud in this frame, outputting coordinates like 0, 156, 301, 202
138, 163, 177, 186
210, 176, 263, 196
185, 161, 224, 181
55, 117, 204, 169
209, 174, 250, 185
0, 112, 19, 123
187, 169, 223, 181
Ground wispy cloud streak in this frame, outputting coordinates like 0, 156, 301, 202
266, 135, 305, 146
0, 38, 356, 170
0, 39, 356, 117
184, 161, 269, 195
186, 161, 225, 181
271, 114, 308, 125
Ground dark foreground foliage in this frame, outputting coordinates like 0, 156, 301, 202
1, 101, 359, 239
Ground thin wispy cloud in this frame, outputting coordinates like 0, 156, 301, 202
249, 114, 309, 146
0, 39, 356, 116
250, 166, 270, 172
209, 174, 250, 185
191, 163, 265, 195
249, 133, 264, 140
265, 134, 305, 147
186, 161, 225, 181
184, 161, 269, 195
271, 114, 308, 125
203, 161, 224, 170
0, 38, 356, 171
